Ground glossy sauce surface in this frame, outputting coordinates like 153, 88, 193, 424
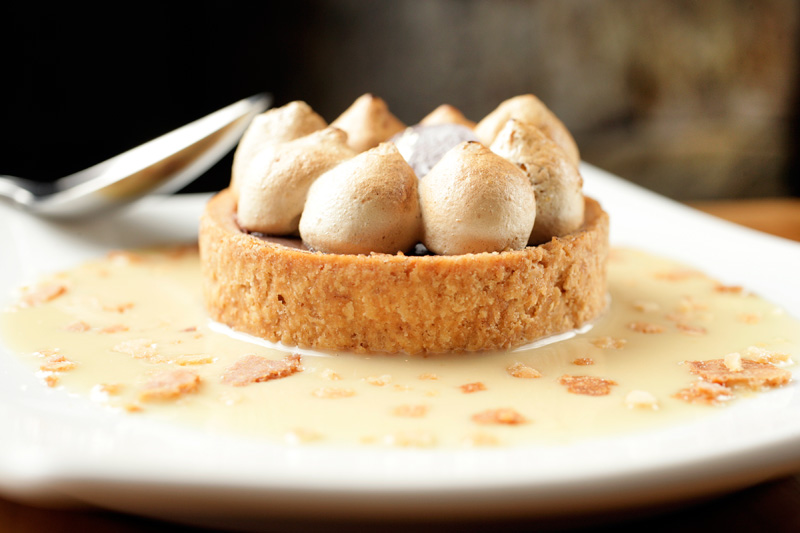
1, 247, 797, 448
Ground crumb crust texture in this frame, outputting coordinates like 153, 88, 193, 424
200, 189, 608, 354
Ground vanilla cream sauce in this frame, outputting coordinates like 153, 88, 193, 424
1, 247, 797, 447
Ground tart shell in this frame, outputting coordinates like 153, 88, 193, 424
200, 188, 609, 354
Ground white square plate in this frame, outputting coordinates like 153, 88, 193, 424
1, 164, 799, 528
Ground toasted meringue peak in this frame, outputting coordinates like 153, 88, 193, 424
420, 104, 476, 129
231, 101, 327, 194
331, 94, 406, 153
237, 127, 356, 235
299, 143, 421, 255
391, 124, 479, 179
419, 142, 536, 255
475, 94, 579, 166
491, 119, 584, 245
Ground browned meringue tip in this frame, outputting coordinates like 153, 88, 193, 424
474, 94, 580, 166
419, 141, 536, 255
237, 127, 356, 235
420, 104, 476, 129
491, 119, 584, 245
299, 142, 421, 255
231, 101, 327, 194
331, 93, 406, 153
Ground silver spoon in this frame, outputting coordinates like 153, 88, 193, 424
0, 93, 271, 218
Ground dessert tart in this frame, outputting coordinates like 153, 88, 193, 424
200, 94, 609, 354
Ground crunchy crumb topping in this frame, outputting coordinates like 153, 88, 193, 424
572, 357, 594, 366
21, 283, 68, 307
558, 375, 617, 396
624, 390, 659, 409
507, 362, 542, 378
460, 381, 487, 393
312, 387, 356, 399
65, 320, 91, 332
471, 408, 527, 425
392, 404, 429, 418
685, 358, 791, 389
673, 381, 733, 405
139, 369, 200, 401
221, 353, 302, 386
591, 336, 627, 349
365, 374, 392, 386
627, 321, 665, 334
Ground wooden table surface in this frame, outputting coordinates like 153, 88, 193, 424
2, 198, 799, 533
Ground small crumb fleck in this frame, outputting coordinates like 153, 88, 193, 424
460, 381, 487, 393
471, 408, 527, 425
312, 387, 356, 399
723, 352, 743, 372
655, 269, 702, 281
572, 358, 594, 366
113, 339, 158, 359
65, 320, 91, 332
321, 368, 342, 381
744, 346, 791, 364
285, 428, 323, 444
392, 404, 429, 418
462, 432, 500, 447
624, 390, 659, 409
98, 383, 123, 395
39, 354, 76, 372
558, 375, 617, 396
101, 324, 130, 334
43, 374, 60, 388
181, 326, 198, 332
633, 301, 660, 313
591, 337, 627, 349
124, 403, 143, 413
685, 358, 790, 389
21, 283, 68, 307
507, 362, 542, 378
738, 313, 762, 325
385, 431, 437, 448
418, 373, 439, 381
175, 355, 214, 366
627, 321, 665, 334
103, 302, 134, 313
675, 323, 707, 336
714, 284, 744, 294
365, 374, 392, 386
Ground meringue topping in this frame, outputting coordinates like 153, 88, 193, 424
331, 94, 406, 153
420, 104, 476, 129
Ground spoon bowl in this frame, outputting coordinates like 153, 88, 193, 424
0, 93, 271, 218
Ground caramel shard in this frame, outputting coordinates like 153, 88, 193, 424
221, 353, 302, 386
21, 283, 67, 307
471, 408, 527, 425
591, 337, 627, 349
627, 321, 665, 334
673, 381, 733, 405
392, 404, 429, 418
65, 320, 91, 332
572, 357, 594, 366
40, 354, 76, 372
685, 359, 791, 389
113, 339, 158, 359
624, 390, 659, 409
312, 387, 356, 399
139, 369, 200, 401
507, 362, 542, 378
460, 381, 487, 393
558, 375, 617, 396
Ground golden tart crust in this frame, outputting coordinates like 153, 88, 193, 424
200, 188, 609, 354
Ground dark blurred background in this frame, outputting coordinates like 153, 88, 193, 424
2, 0, 798, 200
